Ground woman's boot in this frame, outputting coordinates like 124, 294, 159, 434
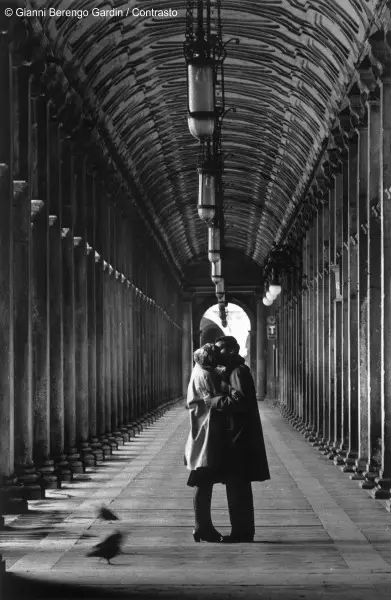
193, 484, 223, 542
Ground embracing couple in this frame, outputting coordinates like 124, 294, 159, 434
184, 335, 270, 543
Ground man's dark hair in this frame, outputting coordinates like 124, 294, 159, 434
215, 335, 240, 351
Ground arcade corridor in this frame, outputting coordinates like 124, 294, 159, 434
1, 0, 391, 597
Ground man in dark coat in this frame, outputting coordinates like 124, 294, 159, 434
215, 335, 270, 542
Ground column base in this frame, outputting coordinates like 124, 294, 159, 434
126, 424, 137, 438
293, 421, 305, 431
90, 438, 104, 462
36, 459, 59, 490
53, 454, 73, 483
333, 448, 348, 466
319, 443, 333, 456
79, 442, 96, 468
120, 428, 130, 442
311, 435, 325, 448
359, 468, 379, 490
340, 452, 358, 474
350, 472, 366, 481
106, 434, 119, 450
0, 484, 28, 514
14, 463, 43, 500
99, 436, 112, 458
371, 478, 391, 500
303, 428, 316, 440
322, 446, 334, 456
133, 420, 143, 434
129, 422, 141, 435
66, 448, 84, 474
113, 431, 125, 445
350, 458, 368, 481
0, 553, 5, 588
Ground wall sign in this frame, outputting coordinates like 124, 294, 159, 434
267, 324, 277, 340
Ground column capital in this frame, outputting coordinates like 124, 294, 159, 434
329, 125, 348, 157
357, 54, 379, 95
368, 29, 391, 80
48, 215, 57, 227
338, 106, 358, 142
321, 159, 337, 185
366, 88, 381, 107
348, 82, 367, 124
327, 148, 343, 174
313, 174, 330, 200
30, 199, 44, 221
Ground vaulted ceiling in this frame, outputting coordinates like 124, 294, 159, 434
35, 0, 384, 277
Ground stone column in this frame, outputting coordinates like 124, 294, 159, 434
131, 284, 139, 421
289, 295, 294, 412
147, 298, 153, 411
305, 215, 316, 438
116, 217, 127, 439
314, 201, 323, 441
141, 292, 147, 413
85, 172, 102, 461
256, 297, 266, 400
310, 214, 318, 435
108, 208, 121, 441
0, 20, 29, 516
73, 154, 94, 468
353, 120, 370, 479
30, 87, 57, 489
121, 271, 130, 435
102, 199, 116, 449
12, 63, 41, 497
278, 298, 284, 408
136, 289, 142, 416
374, 69, 391, 499
314, 198, 324, 444
47, 120, 71, 483
338, 146, 351, 466
13, 179, 41, 496
127, 281, 135, 427
361, 95, 382, 488
131, 285, 138, 419
292, 291, 298, 415
302, 227, 310, 429
62, 137, 82, 474
326, 172, 336, 455
342, 130, 360, 473
116, 260, 126, 440
94, 189, 110, 456
103, 260, 115, 447
182, 297, 193, 396
150, 299, 157, 410
321, 196, 330, 451
333, 158, 344, 456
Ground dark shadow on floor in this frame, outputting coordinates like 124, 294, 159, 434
3, 573, 388, 600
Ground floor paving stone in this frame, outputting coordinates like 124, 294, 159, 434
2, 403, 391, 599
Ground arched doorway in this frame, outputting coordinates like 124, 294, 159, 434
200, 303, 252, 366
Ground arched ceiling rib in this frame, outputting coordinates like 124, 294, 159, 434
34, 0, 383, 271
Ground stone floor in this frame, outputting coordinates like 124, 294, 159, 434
1, 402, 391, 599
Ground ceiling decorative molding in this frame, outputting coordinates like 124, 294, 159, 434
25, 0, 386, 271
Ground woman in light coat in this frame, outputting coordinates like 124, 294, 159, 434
184, 343, 246, 543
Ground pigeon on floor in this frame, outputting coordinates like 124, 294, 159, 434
97, 505, 120, 521
86, 530, 123, 564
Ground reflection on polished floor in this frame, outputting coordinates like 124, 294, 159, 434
2, 401, 391, 600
